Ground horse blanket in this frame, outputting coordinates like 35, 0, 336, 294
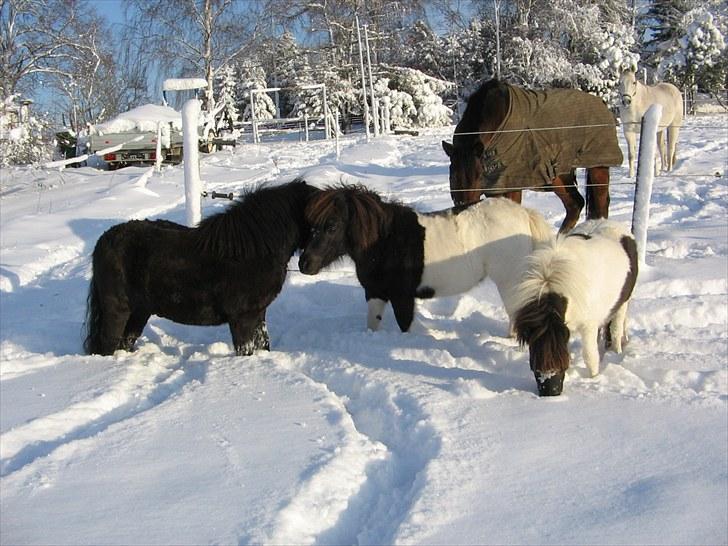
482, 85, 623, 189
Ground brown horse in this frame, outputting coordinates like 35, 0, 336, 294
442, 79, 623, 233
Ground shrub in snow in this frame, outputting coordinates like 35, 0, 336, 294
374, 78, 417, 129
0, 96, 50, 166
658, 8, 726, 91
378, 67, 452, 128
237, 65, 276, 122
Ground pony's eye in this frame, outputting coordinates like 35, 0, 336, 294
326, 223, 338, 233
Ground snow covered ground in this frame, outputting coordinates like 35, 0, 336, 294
1, 116, 726, 545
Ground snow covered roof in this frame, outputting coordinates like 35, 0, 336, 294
90, 104, 183, 134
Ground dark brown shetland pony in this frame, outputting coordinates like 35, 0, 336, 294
442, 79, 622, 233
83, 179, 318, 356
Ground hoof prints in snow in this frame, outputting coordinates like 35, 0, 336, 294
0, 349, 204, 477
271, 354, 441, 545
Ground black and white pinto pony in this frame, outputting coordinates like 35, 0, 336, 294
619, 70, 683, 178
512, 219, 638, 396
84, 179, 318, 356
298, 184, 554, 333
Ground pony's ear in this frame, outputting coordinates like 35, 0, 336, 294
442, 140, 454, 157
346, 190, 389, 251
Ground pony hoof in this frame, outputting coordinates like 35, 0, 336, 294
534, 371, 565, 397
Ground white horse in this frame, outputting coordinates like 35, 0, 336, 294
512, 219, 638, 396
618, 70, 683, 178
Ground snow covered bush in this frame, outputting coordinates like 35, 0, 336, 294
373, 78, 417, 129
658, 8, 727, 91
237, 65, 276, 122
378, 67, 452, 128
0, 96, 50, 166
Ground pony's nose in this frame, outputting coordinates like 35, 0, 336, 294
298, 253, 316, 275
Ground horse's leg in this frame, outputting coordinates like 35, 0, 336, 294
625, 130, 637, 178
608, 303, 630, 354
502, 190, 522, 204
657, 130, 667, 173
551, 171, 584, 233
668, 125, 680, 170
585, 167, 610, 220
366, 297, 388, 331
391, 296, 415, 333
229, 311, 270, 356
121, 309, 150, 352
99, 298, 131, 355
579, 323, 601, 377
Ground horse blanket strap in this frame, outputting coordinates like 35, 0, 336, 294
482, 85, 623, 188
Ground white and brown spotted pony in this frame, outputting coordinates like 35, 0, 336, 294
512, 219, 638, 396
619, 70, 683, 178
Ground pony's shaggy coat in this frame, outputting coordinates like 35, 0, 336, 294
299, 184, 554, 333
513, 219, 638, 384
84, 179, 317, 356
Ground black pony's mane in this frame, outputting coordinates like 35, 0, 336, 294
195, 178, 310, 260
455, 78, 511, 145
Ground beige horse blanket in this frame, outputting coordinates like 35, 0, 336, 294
482, 85, 623, 189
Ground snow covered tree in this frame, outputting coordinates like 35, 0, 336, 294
265, 31, 311, 117
0, 95, 50, 165
378, 66, 453, 128
658, 7, 726, 93
0, 0, 139, 129
236, 64, 276, 122
213, 65, 239, 131
126, 0, 258, 113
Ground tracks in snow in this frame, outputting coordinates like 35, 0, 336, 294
0, 346, 205, 477
267, 352, 442, 545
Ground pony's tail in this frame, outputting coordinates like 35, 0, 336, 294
525, 207, 555, 247
83, 273, 103, 355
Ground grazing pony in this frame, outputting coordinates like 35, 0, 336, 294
619, 70, 683, 178
512, 220, 638, 396
442, 79, 623, 232
84, 179, 318, 356
298, 184, 554, 333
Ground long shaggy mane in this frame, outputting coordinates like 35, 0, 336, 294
305, 184, 394, 250
514, 292, 571, 373
195, 178, 310, 259
510, 236, 590, 321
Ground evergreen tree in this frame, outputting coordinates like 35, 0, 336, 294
214, 65, 240, 132
658, 7, 726, 92
236, 64, 276, 122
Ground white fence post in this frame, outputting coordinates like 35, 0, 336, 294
335, 110, 340, 159
182, 99, 202, 227
154, 121, 163, 172
632, 103, 663, 266
355, 15, 371, 141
